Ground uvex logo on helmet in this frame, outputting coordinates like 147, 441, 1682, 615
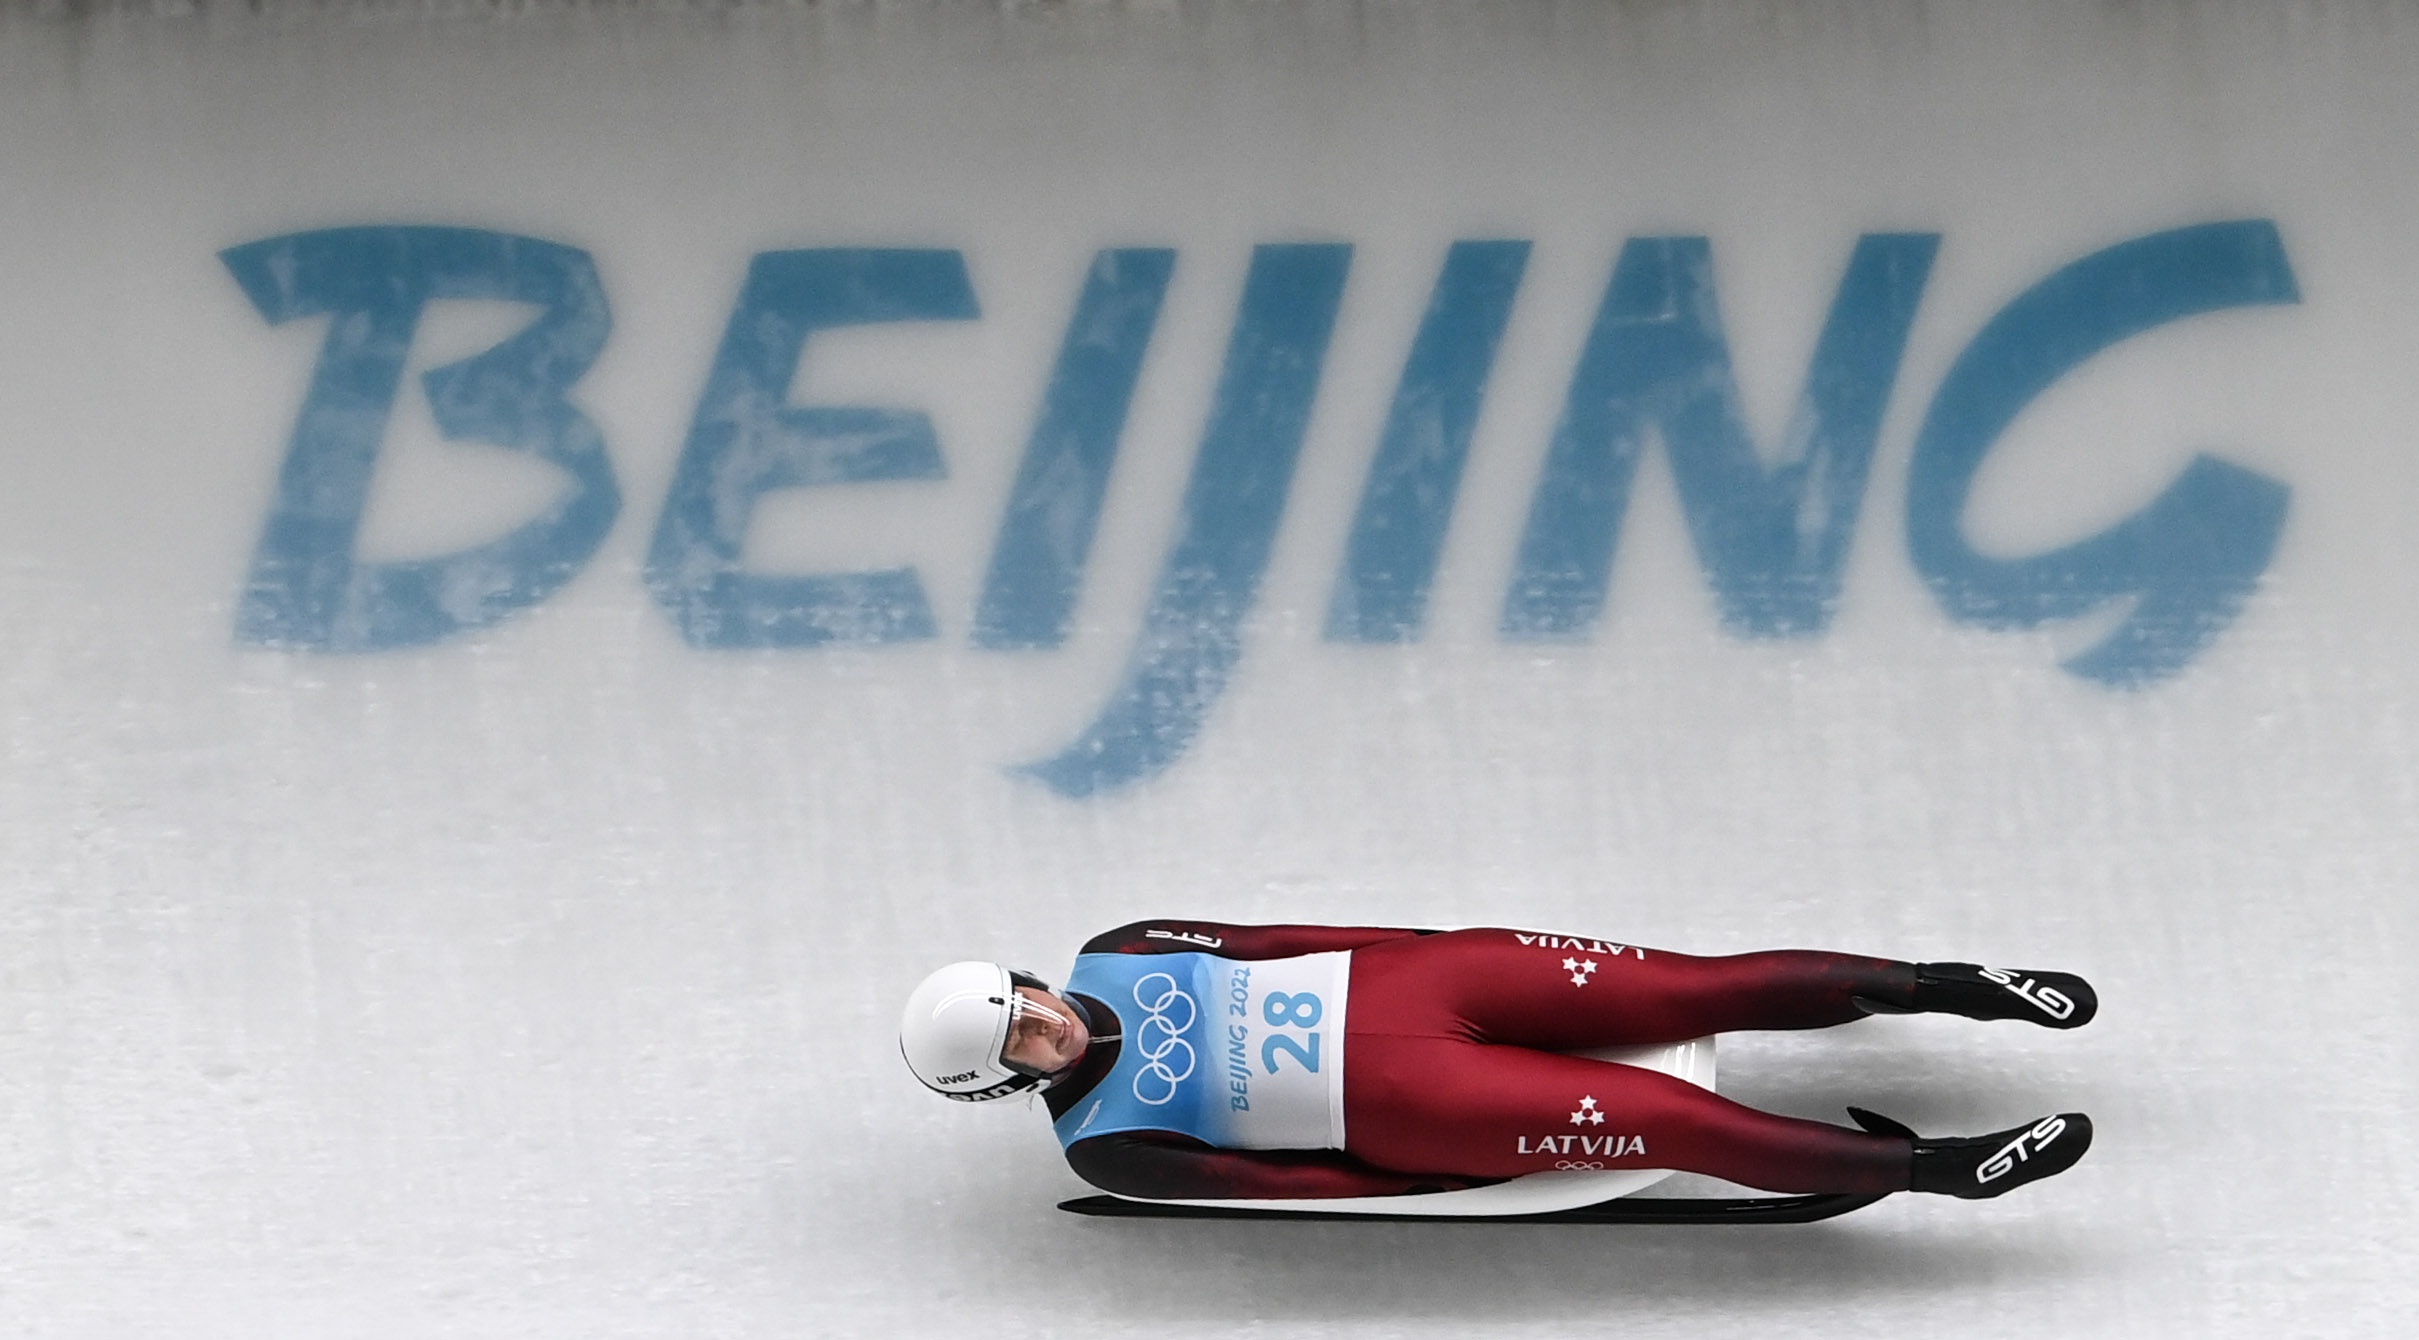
945, 1080, 1028, 1103
936, 1070, 980, 1085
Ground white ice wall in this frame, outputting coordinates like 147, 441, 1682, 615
1, 1, 2412, 1336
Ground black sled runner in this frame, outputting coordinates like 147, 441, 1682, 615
1060, 1188, 1888, 1224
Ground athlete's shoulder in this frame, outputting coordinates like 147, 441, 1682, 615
1081, 920, 1437, 958
1079, 920, 1231, 955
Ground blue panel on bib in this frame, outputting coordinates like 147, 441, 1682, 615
1056, 951, 1347, 1151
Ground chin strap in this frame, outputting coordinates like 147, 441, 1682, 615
1067, 993, 1119, 1045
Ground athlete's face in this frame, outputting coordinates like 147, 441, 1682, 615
1001, 986, 1089, 1078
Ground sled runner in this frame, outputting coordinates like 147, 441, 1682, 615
1057, 1037, 1896, 1222
1055, 1189, 1886, 1223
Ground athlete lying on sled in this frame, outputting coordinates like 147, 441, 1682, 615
899, 921, 2096, 1215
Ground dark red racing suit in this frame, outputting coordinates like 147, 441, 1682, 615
1043, 921, 1919, 1199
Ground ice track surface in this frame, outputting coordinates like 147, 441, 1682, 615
1, 1, 2413, 1336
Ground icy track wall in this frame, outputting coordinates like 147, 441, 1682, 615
1, 1, 2413, 1337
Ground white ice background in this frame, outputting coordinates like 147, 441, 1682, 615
0, 1, 2412, 1335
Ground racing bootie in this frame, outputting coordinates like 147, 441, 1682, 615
1883, 962, 2098, 1028
1907, 1113, 2093, 1198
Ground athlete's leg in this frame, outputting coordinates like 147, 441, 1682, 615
1349, 927, 1917, 1051
1343, 1034, 1910, 1194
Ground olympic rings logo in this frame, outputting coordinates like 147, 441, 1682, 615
1130, 972, 1198, 1106
1553, 1161, 1606, 1171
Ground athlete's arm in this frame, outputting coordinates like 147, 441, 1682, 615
1066, 1131, 1494, 1200
1081, 920, 1432, 960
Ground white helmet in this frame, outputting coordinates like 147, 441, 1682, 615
900, 961, 1070, 1102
